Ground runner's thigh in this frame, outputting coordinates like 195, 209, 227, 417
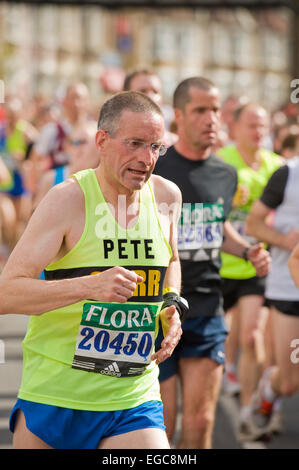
179, 357, 223, 415
13, 410, 53, 449
239, 295, 267, 343
98, 427, 170, 449
272, 307, 299, 383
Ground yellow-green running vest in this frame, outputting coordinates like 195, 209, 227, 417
18, 169, 172, 411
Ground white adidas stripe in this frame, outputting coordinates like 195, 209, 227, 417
72, 360, 95, 370
104, 362, 120, 373
73, 359, 94, 366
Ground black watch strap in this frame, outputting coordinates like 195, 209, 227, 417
242, 246, 250, 261
161, 292, 189, 322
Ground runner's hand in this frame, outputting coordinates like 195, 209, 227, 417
86, 266, 143, 303
233, 183, 250, 206
151, 305, 182, 365
282, 229, 299, 251
247, 243, 271, 277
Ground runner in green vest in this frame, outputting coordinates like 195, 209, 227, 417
0, 91, 184, 449
217, 102, 282, 442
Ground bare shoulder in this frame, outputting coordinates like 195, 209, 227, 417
150, 174, 182, 207
34, 176, 84, 222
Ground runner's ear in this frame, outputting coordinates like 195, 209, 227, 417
174, 108, 183, 124
95, 129, 109, 151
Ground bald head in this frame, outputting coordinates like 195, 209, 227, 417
63, 82, 90, 121
65, 82, 89, 99
234, 103, 270, 150
234, 103, 268, 123
221, 94, 249, 139
123, 70, 162, 105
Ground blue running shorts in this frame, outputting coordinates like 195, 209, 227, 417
10, 399, 165, 449
7, 170, 27, 197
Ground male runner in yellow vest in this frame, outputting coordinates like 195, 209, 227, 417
217, 103, 282, 441
0, 91, 184, 449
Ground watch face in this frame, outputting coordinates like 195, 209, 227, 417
179, 297, 189, 310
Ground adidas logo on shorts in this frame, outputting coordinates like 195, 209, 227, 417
99, 361, 122, 378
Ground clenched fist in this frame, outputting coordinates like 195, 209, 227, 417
85, 266, 143, 303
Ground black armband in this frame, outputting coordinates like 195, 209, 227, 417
161, 292, 189, 322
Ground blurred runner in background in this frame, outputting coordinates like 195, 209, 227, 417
246, 131, 299, 440
123, 69, 178, 148
217, 103, 282, 442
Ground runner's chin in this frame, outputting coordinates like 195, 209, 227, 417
203, 131, 216, 145
126, 170, 150, 189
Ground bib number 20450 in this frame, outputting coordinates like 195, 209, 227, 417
72, 302, 159, 377
78, 327, 153, 360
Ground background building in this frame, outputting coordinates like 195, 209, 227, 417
0, 2, 297, 111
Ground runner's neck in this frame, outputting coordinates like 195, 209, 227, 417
236, 144, 262, 170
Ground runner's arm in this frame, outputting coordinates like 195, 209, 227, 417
162, 190, 182, 295
289, 243, 299, 288
222, 220, 271, 277
29, 123, 57, 171
246, 200, 299, 251
222, 220, 251, 257
246, 167, 299, 252
0, 181, 141, 316
150, 174, 182, 294
0, 182, 81, 315
151, 177, 183, 363
33, 169, 55, 209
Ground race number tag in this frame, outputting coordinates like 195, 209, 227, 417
178, 202, 224, 261
72, 302, 159, 377
229, 207, 257, 245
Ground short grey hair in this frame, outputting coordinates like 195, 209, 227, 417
97, 91, 163, 135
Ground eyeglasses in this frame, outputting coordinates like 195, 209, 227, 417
68, 138, 88, 146
106, 132, 167, 157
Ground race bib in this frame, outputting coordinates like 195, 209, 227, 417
178, 202, 224, 261
229, 207, 257, 245
72, 302, 159, 377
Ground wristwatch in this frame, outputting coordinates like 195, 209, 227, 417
242, 246, 250, 261
161, 292, 189, 322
